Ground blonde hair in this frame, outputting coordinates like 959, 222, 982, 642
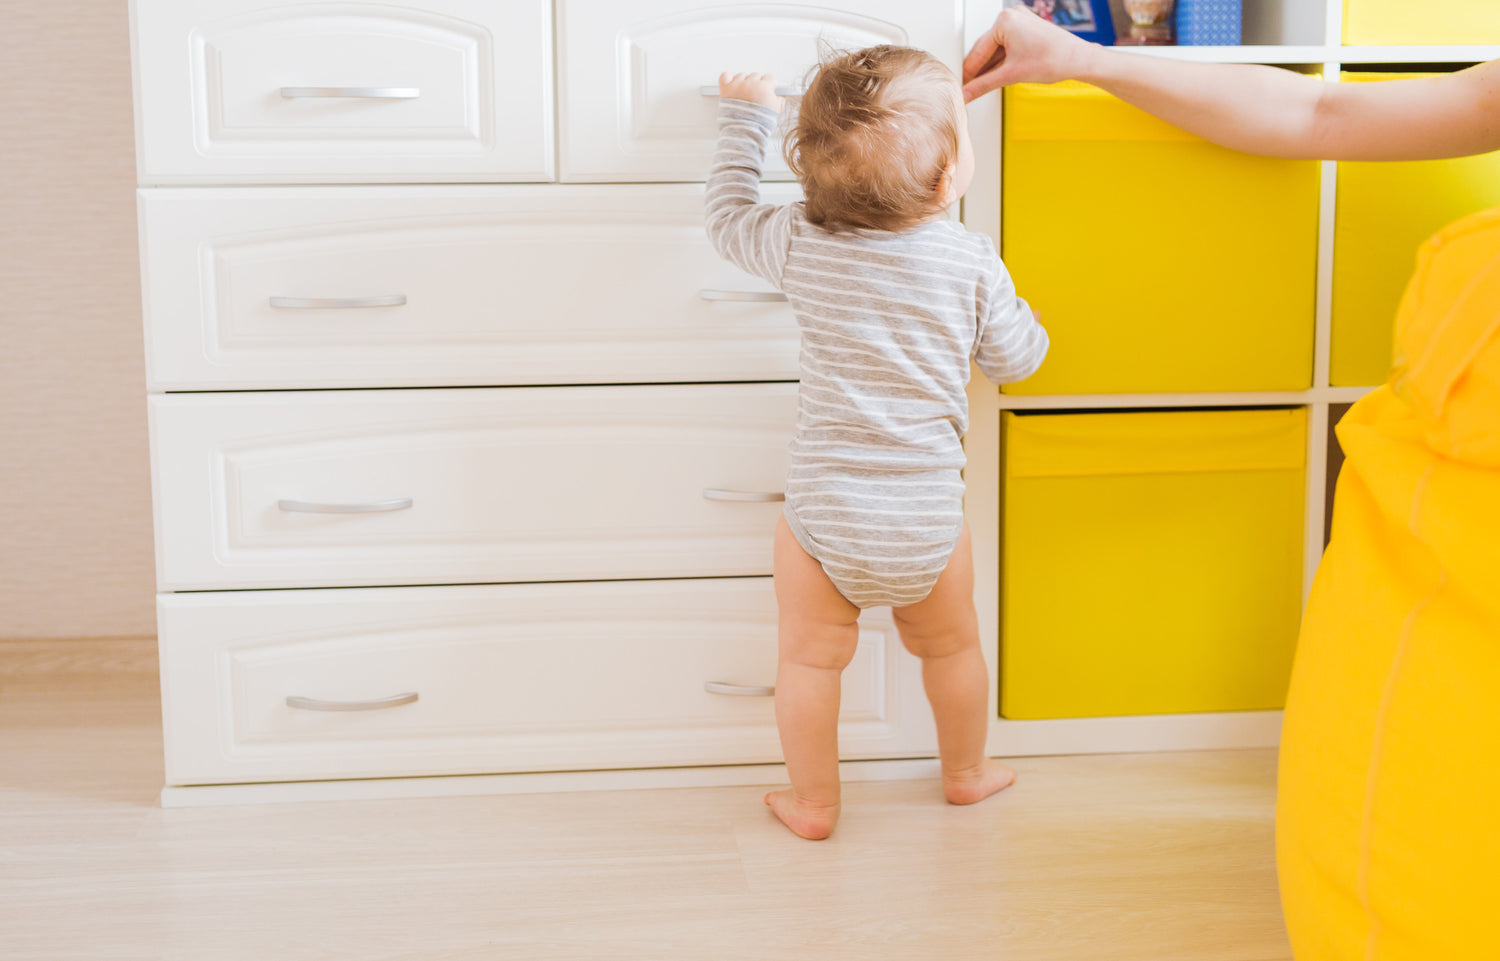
786, 45, 960, 233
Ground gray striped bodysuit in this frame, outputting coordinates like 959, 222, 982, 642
706, 99, 1049, 608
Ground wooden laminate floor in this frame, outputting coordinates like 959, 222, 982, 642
0, 673, 1291, 961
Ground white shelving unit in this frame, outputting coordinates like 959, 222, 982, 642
961, 0, 1496, 755
145, 0, 1495, 807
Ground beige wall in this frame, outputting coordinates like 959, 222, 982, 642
0, 3, 155, 638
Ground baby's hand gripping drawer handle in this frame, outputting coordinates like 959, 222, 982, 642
702, 489, 784, 503
286, 692, 420, 712
270, 295, 407, 309
699, 85, 802, 97
280, 87, 421, 99
704, 682, 775, 697
278, 498, 414, 514
697, 289, 788, 303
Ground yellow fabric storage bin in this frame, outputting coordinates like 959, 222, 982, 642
1000, 408, 1306, 719
1332, 73, 1500, 387
1001, 82, 1318, 395
1279, 207, 1500, 959
1343, 0, 1500, 44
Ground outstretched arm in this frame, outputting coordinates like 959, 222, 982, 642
962, 7, 1500, 162
704, 73, 794, 285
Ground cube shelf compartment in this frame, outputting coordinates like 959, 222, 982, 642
999, 408, 1307, 720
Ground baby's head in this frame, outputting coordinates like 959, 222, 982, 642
787, 45, 973, 233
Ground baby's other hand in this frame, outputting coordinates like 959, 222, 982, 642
718, 73, 784, 111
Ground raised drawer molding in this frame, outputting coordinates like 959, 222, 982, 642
557, 0, 962, 182
138, 185, 800, 390
131, 0, 554, 182
149, 384, 798, 590
158, 580, 935, 785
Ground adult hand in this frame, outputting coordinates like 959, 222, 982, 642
718, 72, 784, 111
961, 7, 1093, 102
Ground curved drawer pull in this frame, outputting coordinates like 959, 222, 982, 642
286, 692, 420, 712
699, 85, 803, 98
697, 289, 788, 303
705, 681, 775, 697
280, 86, 421, 99
270, 295, 408, 309
702, 489, 785, 503
278, 497, 414, 514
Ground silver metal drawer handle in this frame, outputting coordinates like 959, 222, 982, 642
270, 295, 407, 309
281, 86, 421, 99
698, 289, 788, 303
278, 498, 413, 514
286, 692, 420, 712
700, 85, 802, 97
703, 489, 785, 503
705, 681, 775, 697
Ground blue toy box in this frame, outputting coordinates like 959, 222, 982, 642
1175, 0, 1242, 45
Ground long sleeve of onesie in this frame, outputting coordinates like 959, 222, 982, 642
704, 99, 794, 287
972, 237, 1049, 385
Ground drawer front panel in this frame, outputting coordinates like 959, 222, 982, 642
133, 0, 552, 182
1002, 82, 1318, 395
158, 579, 935, 784
1001, 409, 1308, 720
139, 185, 800, 390
558, 0, 962, 182
150, 385, 797, 590
1332, 74, 1500, 388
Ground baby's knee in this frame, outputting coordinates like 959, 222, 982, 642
779, 621, 860, 672
892, 606, 979, 659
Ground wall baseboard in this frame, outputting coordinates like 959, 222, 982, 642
0, 636, 157, 679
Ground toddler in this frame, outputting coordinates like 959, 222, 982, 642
707, 46, 1048, 839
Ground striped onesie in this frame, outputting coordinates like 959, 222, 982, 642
706, 99, 1049, 608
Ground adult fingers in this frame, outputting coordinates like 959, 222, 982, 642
962, 27, 1003, 85
962, 61, 1015, 103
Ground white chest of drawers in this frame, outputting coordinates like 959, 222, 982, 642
132, 0, 956, 800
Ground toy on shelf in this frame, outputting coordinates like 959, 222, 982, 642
1119, 0, 1176, 45
1175, 0, 1242, 45
1004, 0, 1115, 46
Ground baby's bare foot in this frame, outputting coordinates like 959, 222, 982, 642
764, 789, 840, 840
943, 758, 1017, 805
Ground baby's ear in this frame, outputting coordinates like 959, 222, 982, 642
935, 160, 958, 206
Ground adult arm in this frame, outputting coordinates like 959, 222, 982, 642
961, 8, 1500, 162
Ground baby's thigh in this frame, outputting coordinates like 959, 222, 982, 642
772, 515, 861, 671
890, 524, 979, 658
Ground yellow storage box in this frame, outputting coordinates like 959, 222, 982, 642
1001, 82, 1319, 395
1332, 73, 1500, 387
1343, 0, 1500, 45
1000, 408, 1306, 719
1280, 207, 1500, 959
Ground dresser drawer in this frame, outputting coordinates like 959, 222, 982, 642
157, 579, 935, 785
557, 0, 962, 182
149, 384, 796, 590
131, 0, 552, 183
138, 185, 800, 390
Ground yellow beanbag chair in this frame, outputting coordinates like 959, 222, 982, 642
1278, 206, 1500, 959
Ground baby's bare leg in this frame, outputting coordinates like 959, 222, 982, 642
892, 524, 1016, 805
768, 515, 862, 839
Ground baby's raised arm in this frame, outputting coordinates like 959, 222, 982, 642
704, 73, 795, 286
973, 247, 1048, 385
